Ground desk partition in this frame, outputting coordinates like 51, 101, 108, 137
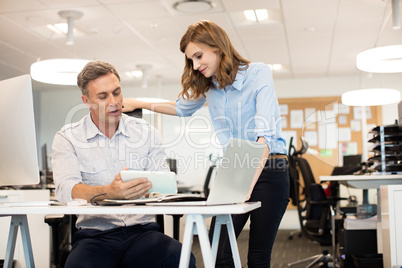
320, 174, 402, 268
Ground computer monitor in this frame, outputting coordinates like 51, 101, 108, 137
0, 74, 39, 186
343, 154, 362, 167
42, 144, 48, 172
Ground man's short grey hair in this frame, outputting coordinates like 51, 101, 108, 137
77, 61, 121, 96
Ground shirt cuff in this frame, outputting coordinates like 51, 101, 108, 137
56, 180, 81, 203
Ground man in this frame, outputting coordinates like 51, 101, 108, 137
52, 61, 195, 268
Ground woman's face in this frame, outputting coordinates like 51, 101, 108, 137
184, 42, 221, 78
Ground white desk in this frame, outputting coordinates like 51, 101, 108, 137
320, 174, 402, 189
380, 185, 402, 268
0, 190, 50, 268
0, 202, 261, 268
320, 174, 402, 267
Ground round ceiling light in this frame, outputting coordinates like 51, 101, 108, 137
31, 59, 91, 85
356, 44, 402, 73
173, 0, 214, 13
341, 88, 401, 106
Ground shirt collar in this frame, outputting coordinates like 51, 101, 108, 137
84, 113, 128, 140
84, 113, 100, 140
118, 114, 130, 137
212, 66, 247, 91
231, 67, 247, 91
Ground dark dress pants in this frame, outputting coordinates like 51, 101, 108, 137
65, 222, 196, 268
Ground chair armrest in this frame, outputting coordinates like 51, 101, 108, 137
44, 214, 65, 226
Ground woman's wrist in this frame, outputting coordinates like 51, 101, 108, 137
141, 101, 151, 110
122, 98, 146, 112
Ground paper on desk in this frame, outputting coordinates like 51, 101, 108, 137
100, 193, 203, 205
344, 215, 377, 230
0, 201, 56, 207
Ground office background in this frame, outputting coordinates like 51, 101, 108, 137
1, 1, 402, 267
1, 0, 402, 219
33, 76, 402, 189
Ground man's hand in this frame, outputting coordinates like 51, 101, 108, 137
71, 169, 152, 202
107, 171, 152, 200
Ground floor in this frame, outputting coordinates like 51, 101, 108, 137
191, 229, 333, 268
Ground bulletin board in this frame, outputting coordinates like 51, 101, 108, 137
278, 96, 382, 179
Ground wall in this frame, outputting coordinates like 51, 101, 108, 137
273, 74, 402, 125
278, 96, 382, 178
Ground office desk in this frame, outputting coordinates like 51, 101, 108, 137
320, 174, 402, 189
320, 174, 402, 267
0, 202, 261, 268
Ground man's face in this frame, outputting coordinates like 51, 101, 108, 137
81, 73, 123, 129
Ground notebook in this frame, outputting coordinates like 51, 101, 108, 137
148, 138, 265, 206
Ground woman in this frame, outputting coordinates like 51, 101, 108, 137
124, 20, 289, 268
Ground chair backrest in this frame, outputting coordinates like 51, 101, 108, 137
291, 137, 332, 245
203, 165, 216, 198
287, 137, 300, 206
124, 109, 142, 119
295, 157, 317, 224
309, 183, 329, 220
297, 157, 317, 199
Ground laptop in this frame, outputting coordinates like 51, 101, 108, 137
149, 138, 265, 206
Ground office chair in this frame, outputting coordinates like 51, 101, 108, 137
287, 137, 303, 240
44, 215, 76, 268
288, 137, 345, 268
203, 154, 218, 198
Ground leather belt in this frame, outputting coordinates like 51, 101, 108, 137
267, 154, 288, 160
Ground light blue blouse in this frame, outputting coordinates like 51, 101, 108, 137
175, 62, 287, 154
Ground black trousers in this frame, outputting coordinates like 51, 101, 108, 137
210, 158, 290, 268
65, 222, 196, 268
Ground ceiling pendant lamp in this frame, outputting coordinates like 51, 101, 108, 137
30, 10, 90, 86
355, 1, 401, 73
30, 59, 91, 85
341, 88, 401, 106
356, 44, 402, 73
392, 0, 400, 29
58, 10, 83, 45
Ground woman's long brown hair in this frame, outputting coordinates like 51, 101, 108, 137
179, 20, 250, 100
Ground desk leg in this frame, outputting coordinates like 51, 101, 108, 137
377, 188, 383, 254
179, 214, 241, 268
180, 215, 195, 267
179, 214, 214, 268
5, 215, 35, 268
212, 215, 241, 268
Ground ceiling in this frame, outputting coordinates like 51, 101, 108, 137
1, 0, 401, 90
